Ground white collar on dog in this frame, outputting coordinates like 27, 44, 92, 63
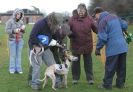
54, 64, 66, 70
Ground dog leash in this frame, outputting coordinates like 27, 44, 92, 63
15, 32, 20, 43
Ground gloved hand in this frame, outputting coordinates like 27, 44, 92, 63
95, 48, 101, 56
125, 33, 133, 44
68, 33, 75, 38
49, 39, 58, 46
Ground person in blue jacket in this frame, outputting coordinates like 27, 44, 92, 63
93, 7, 128, 89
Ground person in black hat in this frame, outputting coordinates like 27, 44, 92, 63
93, 7, 128, 90
92, 7, 104, 17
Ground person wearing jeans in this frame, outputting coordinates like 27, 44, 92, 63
5, 8, 25, 74
9, 39, 24, 73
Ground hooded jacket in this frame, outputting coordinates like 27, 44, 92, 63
5, 8, 24, 40
96, 11, 128, 57
69, 12, 97, 54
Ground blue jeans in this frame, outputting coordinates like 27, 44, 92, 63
8, 39, 24, 72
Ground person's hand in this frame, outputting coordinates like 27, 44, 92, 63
21, 25, 26, 30
69, 33, 75, 38
20, 25, 26, 33
49, 39, 58, 46
95, 48, 101, 56
33, 45, 42, 54
14, 28, 20, 33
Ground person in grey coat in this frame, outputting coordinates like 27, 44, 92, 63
5, 8, 25, 74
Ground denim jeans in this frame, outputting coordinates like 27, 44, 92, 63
8, 39, 24, 72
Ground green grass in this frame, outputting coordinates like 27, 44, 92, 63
0, 24, 133, 92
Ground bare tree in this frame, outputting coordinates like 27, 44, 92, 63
88, 0, 133, 16
31, 6, 40, 14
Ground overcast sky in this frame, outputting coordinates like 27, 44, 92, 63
0, 0, 90, 14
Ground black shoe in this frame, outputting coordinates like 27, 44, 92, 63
114, 85, 127, 89
72, 80, 78, 84
98, 84, 112, 90
88, 80, 94, 85
31, 85, 42, 90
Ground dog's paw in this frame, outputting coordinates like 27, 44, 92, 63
52, 87, 57, 91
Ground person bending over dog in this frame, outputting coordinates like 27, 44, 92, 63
28, 12, 63, 90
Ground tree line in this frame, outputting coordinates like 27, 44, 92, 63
88, 0, 133, 19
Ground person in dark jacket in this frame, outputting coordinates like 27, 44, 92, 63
51, 18, 72, 62
68, 3, 97, 85
28, 12, 62, 90
94, 7, 128, 89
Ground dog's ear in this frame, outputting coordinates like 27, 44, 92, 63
64, 50, 71, 56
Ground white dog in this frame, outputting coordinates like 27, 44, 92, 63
39, 50, 78, 90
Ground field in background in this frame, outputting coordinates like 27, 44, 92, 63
0, 24, 133, 92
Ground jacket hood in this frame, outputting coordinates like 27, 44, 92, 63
98, 11, 109, 22
12, 8, 24, 20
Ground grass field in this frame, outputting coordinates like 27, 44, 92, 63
0, 24, 133, 92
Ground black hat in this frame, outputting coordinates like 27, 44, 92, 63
92, 7, 104, 17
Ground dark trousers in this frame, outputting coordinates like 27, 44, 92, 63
72, 53, 94, 81
50, 47, 63, 86
103, 52, 127, 88
50, 47, 62, 64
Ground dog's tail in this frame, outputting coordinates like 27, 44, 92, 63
38, 74, 47, 82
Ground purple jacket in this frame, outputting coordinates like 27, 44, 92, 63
69, 15, 97, 54
28, 18, 53, 50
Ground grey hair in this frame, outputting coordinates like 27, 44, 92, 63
47, 12, 60, 25
47, 12, 63, 34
